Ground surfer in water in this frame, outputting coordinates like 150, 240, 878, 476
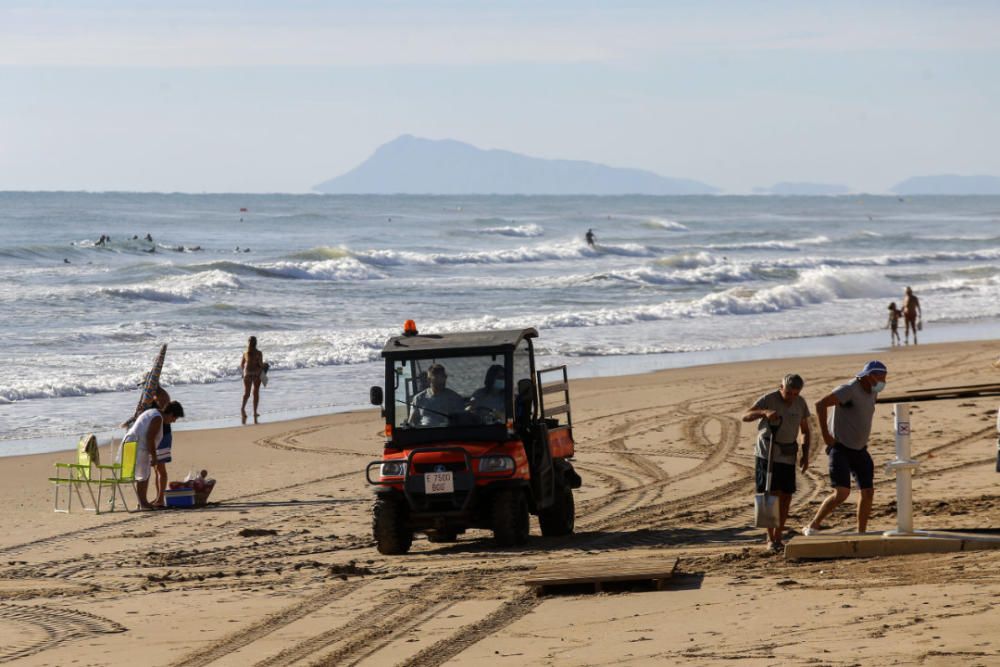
585, 228, 596, 248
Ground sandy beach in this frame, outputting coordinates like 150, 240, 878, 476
2, 339, 999, 666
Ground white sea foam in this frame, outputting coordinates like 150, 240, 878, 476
259, 257, 384, 281
479, 223, 544, 237
639, 217, 689, 231
654, 251, 717, 269
702, 235, 832, 251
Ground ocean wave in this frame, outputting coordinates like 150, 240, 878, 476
767, 246, 1000, 269
691, 266, 894, 316
479, 223, 544, 237
349, 239, 661, 267
701, 235, 831, 251
287, 246, 352, 261
184, 256, 383, 281
0, 330, 388, 402
418, 266, 894, 331
654, 251, 716, 269
640, 217, 689, 231
599, 262, 773, 287
258, 257, 385, 281
99, 270, 242, 303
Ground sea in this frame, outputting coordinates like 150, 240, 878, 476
2, 192, 999, 456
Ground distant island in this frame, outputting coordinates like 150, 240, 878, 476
313, 135, 719, 195
752, 182, 851, 196
891, 174, 1000, 195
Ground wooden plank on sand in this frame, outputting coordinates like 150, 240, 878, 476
877, 382, 1000, 404
524, 557, 678, 593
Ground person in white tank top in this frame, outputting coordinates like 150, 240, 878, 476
124, 401, 185, 509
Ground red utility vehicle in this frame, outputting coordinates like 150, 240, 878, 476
366, 324, 580, 554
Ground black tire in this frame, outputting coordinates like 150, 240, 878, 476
373, 496, 413, 555
426, 530, 459, 543
538, 483, 575, 537
492, 488, 529, 546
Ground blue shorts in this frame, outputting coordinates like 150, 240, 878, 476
156, 424, 172, 464
828, 443, 873, 490
755, 457, 796, 495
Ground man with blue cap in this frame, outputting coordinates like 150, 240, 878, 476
803, 360, 888, 536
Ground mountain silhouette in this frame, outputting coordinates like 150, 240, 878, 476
313, 135, 718, 195
891, 174, 1000, 195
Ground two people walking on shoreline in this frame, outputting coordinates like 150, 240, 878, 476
743, 360, 888, 548
888, 287, 922, 346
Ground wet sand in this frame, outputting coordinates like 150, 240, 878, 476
1, 340, 999, 666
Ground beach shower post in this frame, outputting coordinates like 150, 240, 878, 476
884, 403, 920, 536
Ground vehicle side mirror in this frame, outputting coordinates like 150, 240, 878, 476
369, 386, 383, 406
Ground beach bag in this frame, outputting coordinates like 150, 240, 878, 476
753, 419, 781, 528
261, 363, 270, 387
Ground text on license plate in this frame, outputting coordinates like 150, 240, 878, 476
425, 471, 454, 494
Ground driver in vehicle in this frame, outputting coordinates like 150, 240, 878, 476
468, 364, 505, 421
407, 364, 466, 427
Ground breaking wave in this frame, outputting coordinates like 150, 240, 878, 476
99, 270, 242, 303
478, 223, 544, 237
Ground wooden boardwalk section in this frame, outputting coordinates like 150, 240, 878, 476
524, 556, 678, 595
785, 531, 1000, 560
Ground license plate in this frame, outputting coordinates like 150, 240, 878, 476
425, 471, 454, 494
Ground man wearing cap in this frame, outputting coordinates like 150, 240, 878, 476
742, 373, 812, 551
407, 364, 465, 427
804, 360, 888, 535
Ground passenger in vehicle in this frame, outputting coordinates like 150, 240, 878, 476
468, 364, 506, 420
408, 364, 465, 427
514, 378, 535, 428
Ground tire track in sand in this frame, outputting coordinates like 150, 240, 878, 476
0, 603, 125, 663
399, 591, 543, 667
165, 581, 365, 667
250, 574, 479, 667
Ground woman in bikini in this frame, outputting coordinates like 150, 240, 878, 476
240, 336, 266, 424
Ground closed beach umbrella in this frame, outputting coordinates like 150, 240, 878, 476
122, 343, 167, 428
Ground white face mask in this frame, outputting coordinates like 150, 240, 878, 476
494, 380, 505, 392
872, 381, 886, 393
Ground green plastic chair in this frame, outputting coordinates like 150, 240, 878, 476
49, 435, 101, 513
49, 436, 139, 514
93, 438, 140, 514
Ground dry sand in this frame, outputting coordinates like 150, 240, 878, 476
1, 340, 999, 666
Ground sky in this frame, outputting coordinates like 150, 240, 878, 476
2, 0, 999, 194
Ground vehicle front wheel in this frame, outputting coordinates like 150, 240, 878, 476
373, 496, 413, 555
492, 488, 529, 546
538, 483, 575, 537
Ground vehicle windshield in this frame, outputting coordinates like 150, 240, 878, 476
392, 356, 507, 430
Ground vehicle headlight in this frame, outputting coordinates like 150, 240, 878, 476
479, 456, 514, 473
380, 461, 407, 478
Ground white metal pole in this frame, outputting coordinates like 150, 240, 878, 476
894, 404, 913, 534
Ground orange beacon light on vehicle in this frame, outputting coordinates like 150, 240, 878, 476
403, 320, 418, 336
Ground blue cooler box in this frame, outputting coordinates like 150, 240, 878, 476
164, 488, 196, 508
